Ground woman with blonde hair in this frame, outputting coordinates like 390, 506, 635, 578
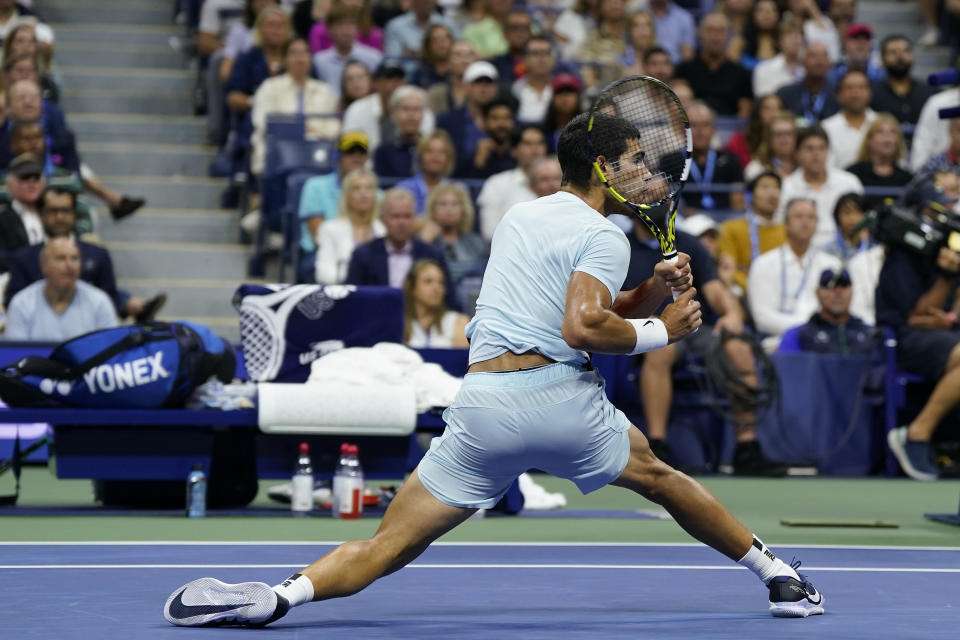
845, 113, 913, 207
315, 169, 384, 284
396, 130, 457, 214
421, 182, 488, 264
403, 259, 470, 348
744, 110, 798, 182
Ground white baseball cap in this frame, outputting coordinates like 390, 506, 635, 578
463, 60, 499, 83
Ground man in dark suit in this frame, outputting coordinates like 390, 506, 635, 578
4, 186, 165, 322
0, 153, 45, 274
346, 186, 459, 310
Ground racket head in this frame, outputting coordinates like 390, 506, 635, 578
587, 75, 691, 257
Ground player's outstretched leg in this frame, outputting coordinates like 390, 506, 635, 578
163, 467, 475, 627
611, 426, 824, 618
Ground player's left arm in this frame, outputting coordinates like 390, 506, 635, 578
612, 252, 693, 318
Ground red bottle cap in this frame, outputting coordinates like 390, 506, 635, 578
299, 442, 309, 454
340, 443, 350, 453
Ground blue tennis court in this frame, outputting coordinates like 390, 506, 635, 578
2, 542, 957, 639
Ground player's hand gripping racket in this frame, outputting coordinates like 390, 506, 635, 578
587, 75, 692, 301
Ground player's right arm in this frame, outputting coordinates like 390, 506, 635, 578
562, 271, 702, 354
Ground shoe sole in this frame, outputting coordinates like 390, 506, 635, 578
163, 578, 277, 627
770, 600, 825, 618
887, 429, 938, 481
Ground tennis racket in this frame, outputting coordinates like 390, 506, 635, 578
587, 75, 692, 300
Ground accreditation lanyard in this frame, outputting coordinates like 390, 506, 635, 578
835, 228, 870, 261
688, 149, 717, 210
801, 89, 827, 123
779, 246, 814, 313
747, 210, 760, 262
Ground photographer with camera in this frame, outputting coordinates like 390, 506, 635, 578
878, 181, 960, 480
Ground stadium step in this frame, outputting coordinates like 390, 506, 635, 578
52, 41, 185, 70
69, 114, 206, 145
99, 176, 226, 211
60, 67, 193, 93
41, 0, 172, 26
49, 22, 177, 47
62, 88, 194, 117
97, 209, 238, 244
78, 142, 214, 177
108, 241, 250, 280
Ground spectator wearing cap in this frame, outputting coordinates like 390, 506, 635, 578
675, 13, 753, 118
0, 153, 46, 275
869, 35, 937, 127
876, 183, 960, 480
373, 85, 429, 178
649, 0, 695, 64
4, 187, 166, 324
542, 72, 583, 153
342, 59, 437, 153
511, 36, 556, 123
821, 70, 877, 170
683, 101, 746, 212
396, 129, 457, 215
777, 126, 863, 249
250, 38, 339, 176
4, 237, 117, 341
436, 59, 500, 176
748, 197, 840, 348
462, 0, 512, 58
384, 0, 459, 72
776, 41, 839, 124
488, 8, 533, 87
476, 124, 546, 240
778, 267, 876, 356
917, 118, 960, 177
312, 4, 382, 98
296, 131, 372, 283
717, 170, 786, 296
752, 18, 805, 98
827, 23, 885, 87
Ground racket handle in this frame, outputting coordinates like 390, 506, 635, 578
665, 255, 682, 301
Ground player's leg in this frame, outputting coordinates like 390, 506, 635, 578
639, 343, 677, 458
164, 469, 475, 627
611, 426, 823, 617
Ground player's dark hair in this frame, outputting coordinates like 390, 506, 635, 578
557, 112, 639, 190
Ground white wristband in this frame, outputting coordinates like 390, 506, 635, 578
626, 318, 669, 355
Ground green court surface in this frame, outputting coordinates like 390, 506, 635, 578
2, 468, 959, 547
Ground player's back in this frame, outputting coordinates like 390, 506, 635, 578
466, 191, 630, 366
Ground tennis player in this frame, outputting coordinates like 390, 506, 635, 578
163, 112, 824, 627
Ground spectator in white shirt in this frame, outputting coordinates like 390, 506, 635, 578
752, 18, 805, 98
910, 87, 960, 172
314, 169, 385, 284
342, 59, 436, 153
777, 125, 863, 248
821, 70, 877, 170
511, 35, 555, 124
476, 125, 547, 240
748, 197, 840, 347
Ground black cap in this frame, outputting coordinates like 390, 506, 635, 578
373, 59, 406, 79
819, 268, 851, 288
9, 153, 43, 179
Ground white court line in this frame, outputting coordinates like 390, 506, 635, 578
1, 563, 959, 573
1, 541, 960, 551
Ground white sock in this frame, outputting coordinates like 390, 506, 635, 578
737, 536, 799, 585
272, 573, 314, 607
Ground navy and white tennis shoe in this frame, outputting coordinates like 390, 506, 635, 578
163, 578, 289, 627
768, 570, 825, 618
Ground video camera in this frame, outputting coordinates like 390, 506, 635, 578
861, 200, 960, 262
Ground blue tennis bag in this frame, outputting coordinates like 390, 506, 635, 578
0, 322, 236, 409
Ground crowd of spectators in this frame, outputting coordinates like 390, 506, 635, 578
0, 3, 164, 341
181, 0, 960, 478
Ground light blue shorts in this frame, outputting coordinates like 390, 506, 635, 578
418, 362, 632, 509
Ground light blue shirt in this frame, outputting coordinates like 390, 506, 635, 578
466, 191, 630, 366
298, 172, 341, 253
312, 43, 383, 98
5, 280, 117, 341
383, 12, 459, 73
653, 3, 696, 64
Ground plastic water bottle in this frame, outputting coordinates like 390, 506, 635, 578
291, 442, 314, 517
333, 444, 364, 519
186, 464, 206, 518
